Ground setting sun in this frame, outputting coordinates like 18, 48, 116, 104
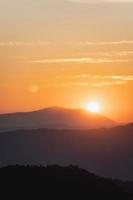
86, 102, 101, 113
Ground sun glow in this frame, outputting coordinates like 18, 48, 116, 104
86, 102, 101, 113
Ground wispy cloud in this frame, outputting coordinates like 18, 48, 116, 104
31, 58, 94, 63
0, 41, 51, 47
75, 51, 133, 57
69, 0, 133, 4
1, 40, 133, 50
66, 74, 133, 87
91, 81, 127, 87
30, 57, 132, 64
75, 41, 133, 46
1, 40, 133, 47
40, 80, 127, 88
73, 74, 133, 81
32, 75, 133, 90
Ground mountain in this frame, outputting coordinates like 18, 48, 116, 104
1, 165, 133, 199
0, 123, 133, 180
0, 106, 116, 132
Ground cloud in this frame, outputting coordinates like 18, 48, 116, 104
0, 41, 51, 47
114, 51, 133, 56
69, 0, 133, 4
70, 74, 133, 87
31, 58, 94, 63
30, 57, 132, 64
7, 50, 133, 64
37, 74, 133, 89
73, 74, 133, 81
75, 41, 133, 46
45, 80, 127, 88
91, 81, 127, 87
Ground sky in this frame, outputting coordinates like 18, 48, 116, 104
0, 0, 133, 122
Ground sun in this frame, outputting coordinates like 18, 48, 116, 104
86, 102, 100, 113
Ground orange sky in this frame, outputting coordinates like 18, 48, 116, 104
1, 0, 133, 122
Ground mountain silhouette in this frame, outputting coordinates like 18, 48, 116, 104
0, 123, 133, 180
1, 165, 133, 199
0, 106, 116, 132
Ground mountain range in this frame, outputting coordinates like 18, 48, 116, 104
1, 165, 133, 199
0, 106, 116, 132
0, 123, 133, 180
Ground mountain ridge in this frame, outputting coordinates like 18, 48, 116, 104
0, 123, 133, 180
0, 106, 116, 132
1, 165, 133, 199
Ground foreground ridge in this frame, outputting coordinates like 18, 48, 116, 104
1, 165, 133, 199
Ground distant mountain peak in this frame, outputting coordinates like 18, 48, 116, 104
0, 106, 116, 132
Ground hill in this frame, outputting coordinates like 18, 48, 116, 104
0, 123, 133, 180
1, 165, 133, 199
0, 106, 116, 132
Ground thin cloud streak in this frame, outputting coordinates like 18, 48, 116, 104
0, 41, 51, 47
38, 80, 127, 89
75, 41, 133, 46
31, 75, 133, 90
30, 58, 132, 64
73, 74, 133, 81
69, 0, 133, 4
1, 40, 133, 47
